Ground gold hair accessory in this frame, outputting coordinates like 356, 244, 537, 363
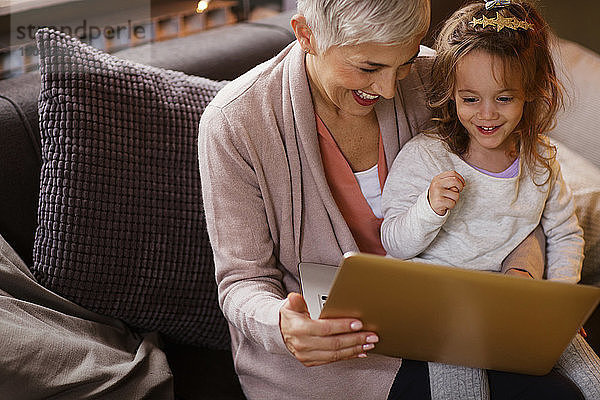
470, 12, 534, 32
485, 0, 511, 10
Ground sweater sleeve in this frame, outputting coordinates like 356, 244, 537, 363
500, 225, 545, 280
380, 136, 448, 259
198, 106, 288, 354
541, 160, 585, 283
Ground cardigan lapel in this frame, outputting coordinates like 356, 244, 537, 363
378, 56, 435, 171
284, 43, 357, 257
279, 43, 305, 263
397, 56, 434, 146
375, 96, 402, 171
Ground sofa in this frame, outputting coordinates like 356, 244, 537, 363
0, 7, 599, 400
0, 10, 297, 400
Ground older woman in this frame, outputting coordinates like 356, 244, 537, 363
198, 0, 564, 398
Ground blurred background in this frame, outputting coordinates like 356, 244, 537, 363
0, 0, 294, 79
426, 0, 600, 55
0, 0, 598, 80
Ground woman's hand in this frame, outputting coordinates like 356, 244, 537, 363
279, 292, 379, 367
428, 170, 466, 216
505, 268, 534, 279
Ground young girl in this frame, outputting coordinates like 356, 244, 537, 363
381, 0, 600, 398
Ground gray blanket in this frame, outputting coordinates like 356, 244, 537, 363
0, 235, 173, 399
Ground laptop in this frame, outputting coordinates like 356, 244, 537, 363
298, 252, 600, 375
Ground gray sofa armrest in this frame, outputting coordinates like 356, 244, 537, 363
0, 71, 42, 266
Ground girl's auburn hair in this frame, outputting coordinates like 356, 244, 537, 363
428, 0, 563, 184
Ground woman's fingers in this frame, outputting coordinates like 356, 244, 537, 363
308, 316, 365, 336
282, 293, 363, 336
314, 329, 379, 352
294, 341, 374, 367
288, 329, 379, 366
280, 293, 378, 367
286, 292, 310, 316
282, 315, 378, 355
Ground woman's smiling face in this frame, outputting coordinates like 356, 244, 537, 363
306, 39, 423, 117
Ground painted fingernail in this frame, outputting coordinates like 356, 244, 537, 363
350, 321, 362, 330
363, 343, 375, 351
358, 353, 368, 358
366, 335, 379, 343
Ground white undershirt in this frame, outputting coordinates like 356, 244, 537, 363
353, 164, 383, 218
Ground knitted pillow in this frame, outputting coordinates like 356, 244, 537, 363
34, 28, 230, 348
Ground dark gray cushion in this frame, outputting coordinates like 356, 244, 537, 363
33, 28, 230, 349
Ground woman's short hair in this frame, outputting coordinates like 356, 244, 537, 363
297, 0, 430, 54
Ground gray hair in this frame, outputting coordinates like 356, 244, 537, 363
297, 0, 431, 54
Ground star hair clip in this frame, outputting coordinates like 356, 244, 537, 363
485, 0, 511, 10
471, 12, 534, 32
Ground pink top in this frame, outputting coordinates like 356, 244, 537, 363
316, 114, 388, 255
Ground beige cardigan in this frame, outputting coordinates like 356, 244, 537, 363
199, 41, 545, 400
198, 41, 545, 400
198, 41, 433, 400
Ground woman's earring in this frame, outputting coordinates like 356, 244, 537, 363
304, 48, 309, 54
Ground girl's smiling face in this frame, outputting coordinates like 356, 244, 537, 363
454, 50, 526, 157
306, 39, 422, 117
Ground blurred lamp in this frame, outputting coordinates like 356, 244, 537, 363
196, 0, 210, 13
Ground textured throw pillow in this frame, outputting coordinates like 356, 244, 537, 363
552, 39, 600, 170
34, 28, 230, 348
555, 141, 600, 287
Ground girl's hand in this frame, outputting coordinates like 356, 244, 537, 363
279, 292, 379, 367
428, 170, 466, 216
